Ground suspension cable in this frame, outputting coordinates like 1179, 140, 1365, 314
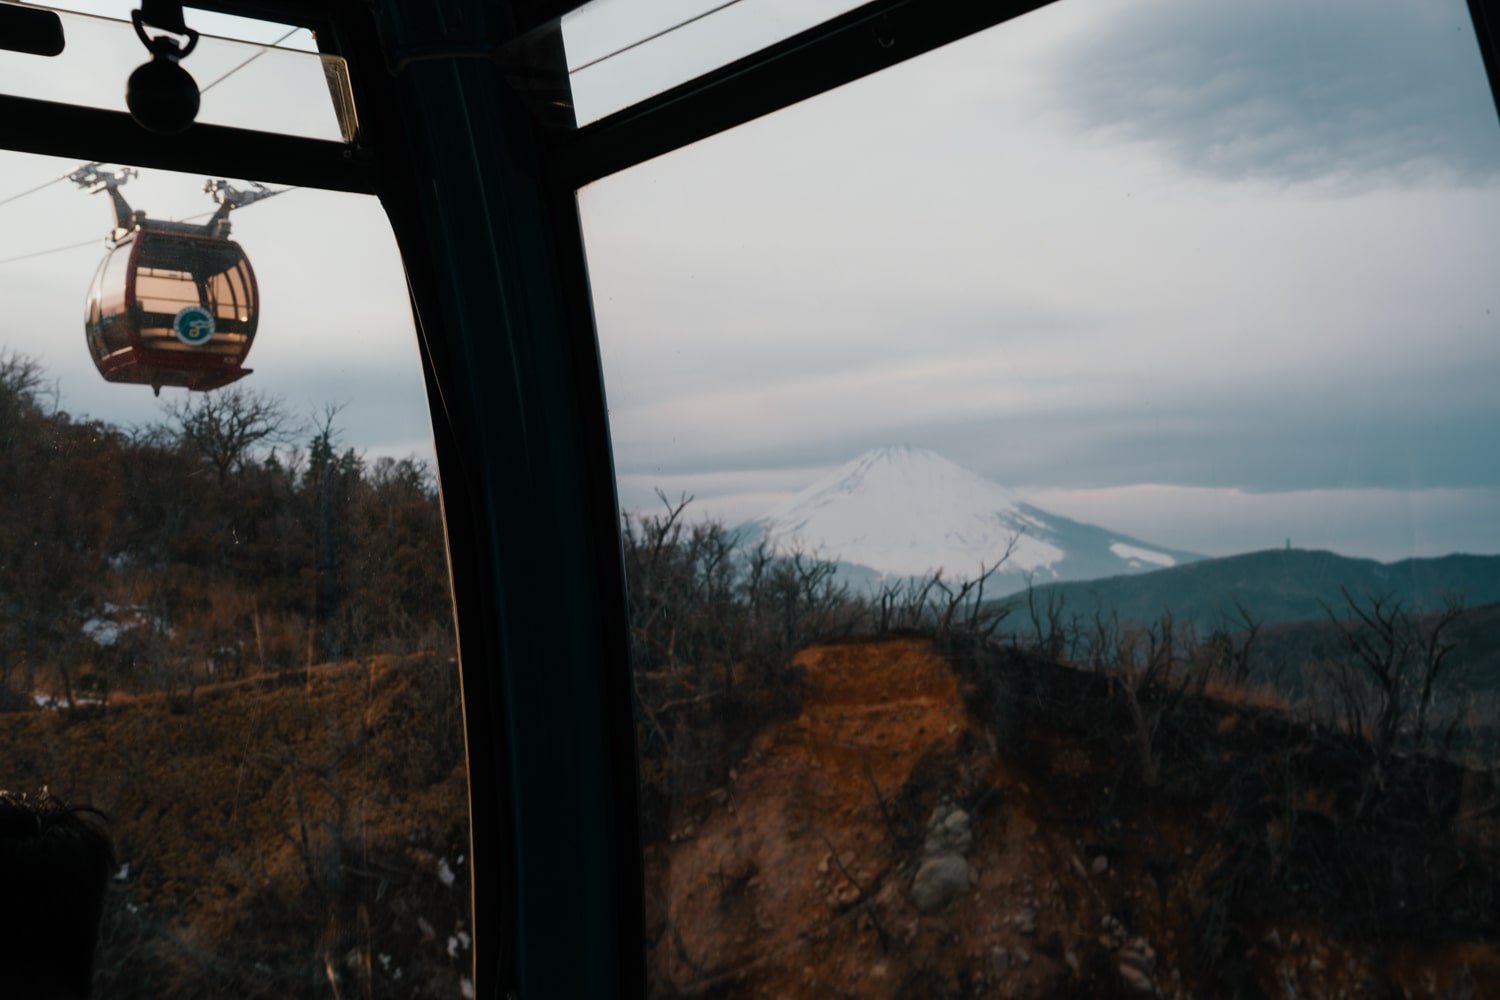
0, 173, 68, 210
570, 0, 752, 74
199, 26, 301, 95
0, 238, 101, 266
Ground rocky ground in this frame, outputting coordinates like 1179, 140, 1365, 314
644, 638, 1500, 998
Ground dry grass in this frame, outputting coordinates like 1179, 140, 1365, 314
0, 654, 471, 999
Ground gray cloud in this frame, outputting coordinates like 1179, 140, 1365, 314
571, 2, 1500, 557
1056, 0, 1500, 185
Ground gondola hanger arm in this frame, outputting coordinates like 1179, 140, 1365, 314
203, 179, 294, 234
67, 162, 140, 236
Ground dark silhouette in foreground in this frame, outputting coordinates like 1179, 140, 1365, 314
0, 791, 114, 1000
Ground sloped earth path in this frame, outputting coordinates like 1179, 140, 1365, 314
649, 639, 1025, 998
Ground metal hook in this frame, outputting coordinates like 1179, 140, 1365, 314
131, 7, 199, 60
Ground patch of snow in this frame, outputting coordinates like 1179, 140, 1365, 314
1108, 542, 1175, 568
437, 857, 456, 887
115, 862, 130, 881
81, 603, 153, 647
81, 618, 123, 647
33, 693, 105, 711
460, 976, 474, 998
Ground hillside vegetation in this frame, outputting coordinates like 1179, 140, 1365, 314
0, 353, 468, 996
626, 503, 1500, 997
0, 653, 471, 997
646, 637, 1500, 997
0, 351, 454, 708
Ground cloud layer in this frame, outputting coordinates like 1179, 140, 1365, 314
1055, 0, 1500, 185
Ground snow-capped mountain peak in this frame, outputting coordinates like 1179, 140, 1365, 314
742, 445, 1198, 586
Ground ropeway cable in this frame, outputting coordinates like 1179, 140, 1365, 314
0, 174, 67, 210
570, 0, 752, 74
198, 26, 302, 95
0, 237, 101, 266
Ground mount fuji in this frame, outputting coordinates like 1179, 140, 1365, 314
736, 445, 1201, 591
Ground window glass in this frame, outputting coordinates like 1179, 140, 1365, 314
0, 151, 472, 997
581, 0, 1500, 995
563, 0, 867, 124
0, 7, 343, 141
99, 243, 130, 313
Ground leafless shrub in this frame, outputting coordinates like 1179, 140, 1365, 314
622, 494, 865, 836
875, 538, 1018, 641
1316, 590, 1467, 808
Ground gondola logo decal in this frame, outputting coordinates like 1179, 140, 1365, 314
173, 306, 216, 346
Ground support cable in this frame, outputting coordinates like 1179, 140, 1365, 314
0, 238, 101, 266
0, 173, 67, 209
198, 26, 301, 95
570, 0, 750, 74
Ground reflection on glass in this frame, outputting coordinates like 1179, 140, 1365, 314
581, 0, 1500, 995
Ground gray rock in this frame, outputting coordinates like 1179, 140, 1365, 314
1118, 939, 1155, 974
1091, 855, 1109, 875
923, 828, 972, 856
1014, 907, 1038, 935
923, 807, 974, 856
909, 853, 973, 912
1117, 962, 1155, 995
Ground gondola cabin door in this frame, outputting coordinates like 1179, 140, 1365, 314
84, 223, 258, 393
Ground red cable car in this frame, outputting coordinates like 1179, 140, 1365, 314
72, 164, 270, 394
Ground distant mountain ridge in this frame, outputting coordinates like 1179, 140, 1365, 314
737, 445, 1201, 589
1013, 548, 1500, 634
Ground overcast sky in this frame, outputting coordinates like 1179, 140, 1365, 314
575, 0, 1500, 560
2, 1, 1497, 561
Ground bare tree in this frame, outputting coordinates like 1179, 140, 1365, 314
1108, 616, 1197, 788
1324, 589, 1466, 764
0, 349, 48, 419
1208, 601, 1262, 692
933, 536, 1018, 638
163, 386, 296, 485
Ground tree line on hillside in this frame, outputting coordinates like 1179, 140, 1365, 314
0, 351, 453, 709
621, 492, 1494, 839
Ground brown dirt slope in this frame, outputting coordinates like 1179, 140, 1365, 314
647, 638, 1500, 998
0, 655, 472, 998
